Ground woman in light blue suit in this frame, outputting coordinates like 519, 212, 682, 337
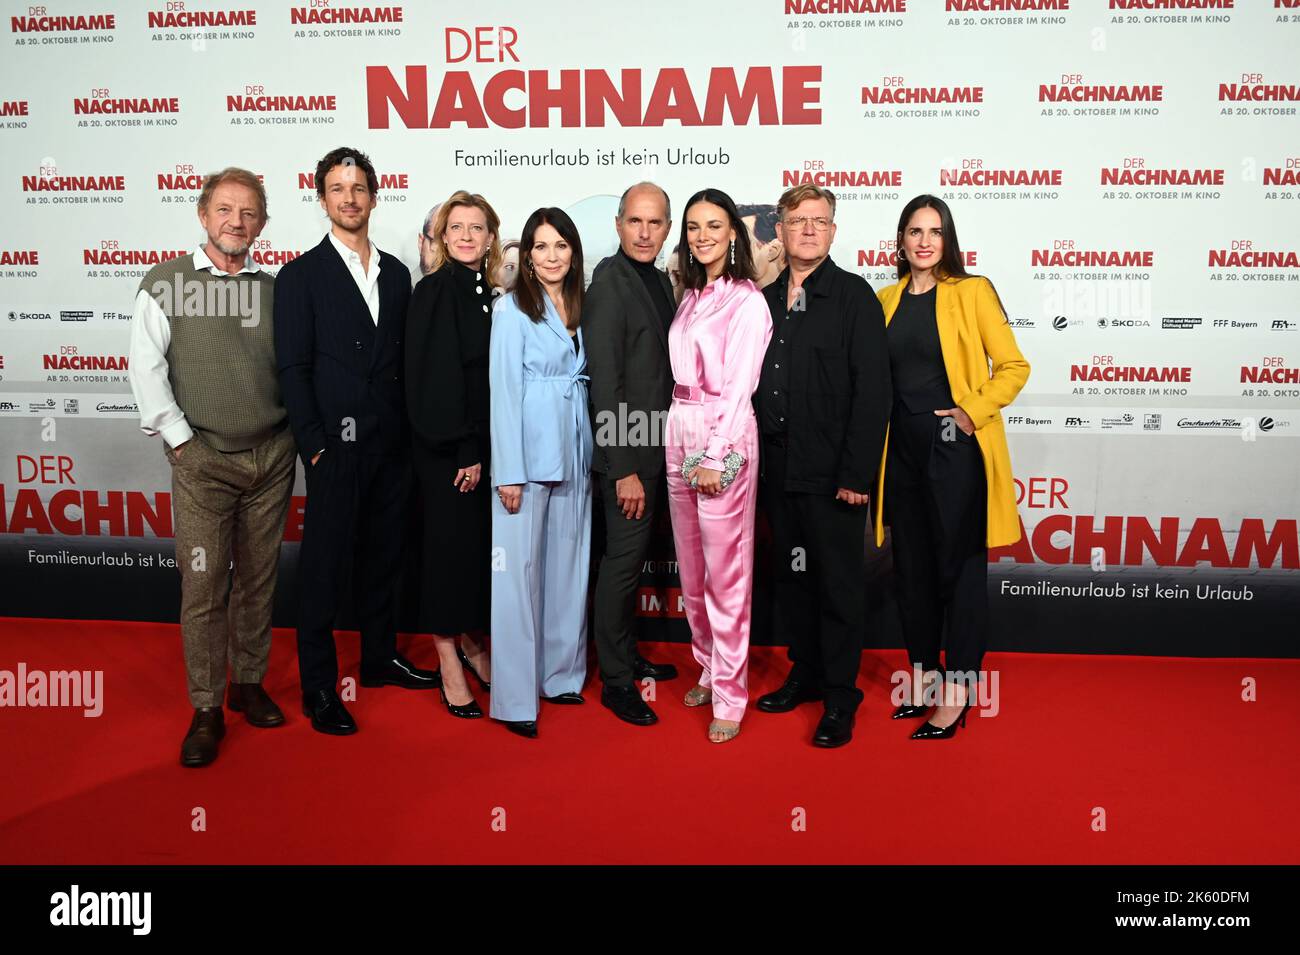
489, 207, 593, 738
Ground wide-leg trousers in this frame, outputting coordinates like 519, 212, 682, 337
489, 477, 592, 722
885, 404, 989, 679
665, 400, 760, 722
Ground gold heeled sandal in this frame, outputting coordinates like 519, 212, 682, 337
707, 719, 740, 743
684, 685, 712, 707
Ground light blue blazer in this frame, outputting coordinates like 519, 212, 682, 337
489, 291, 593, 486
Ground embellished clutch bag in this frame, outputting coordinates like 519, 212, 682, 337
680, 450, 746, 490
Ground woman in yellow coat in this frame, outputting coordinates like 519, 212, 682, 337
873, 195, 1028, 739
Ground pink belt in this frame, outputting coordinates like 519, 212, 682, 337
673, 383, 720, 403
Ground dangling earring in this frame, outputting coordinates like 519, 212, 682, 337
688, 251, 694, 265
729, 240, 735, 266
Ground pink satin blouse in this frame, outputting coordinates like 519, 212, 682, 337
668, 275, 774, 470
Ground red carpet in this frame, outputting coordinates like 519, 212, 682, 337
1, 617, 1296, 864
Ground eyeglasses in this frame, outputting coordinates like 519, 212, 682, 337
784, 216, 832, 232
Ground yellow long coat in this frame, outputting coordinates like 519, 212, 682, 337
873, 275, 1030, 548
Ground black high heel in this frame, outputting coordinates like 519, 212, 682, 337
891, 702, 929, 719
457, 645, 491, 692
438, 685, 483, 719
910, 700, 973, 740
893, 668, 941, 719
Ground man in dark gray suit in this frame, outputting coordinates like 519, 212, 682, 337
585, 182, 681, 726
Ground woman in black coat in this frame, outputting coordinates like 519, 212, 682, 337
405, 190, 502, 717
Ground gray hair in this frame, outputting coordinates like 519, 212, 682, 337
617, 182, 671, 221
421, 204, 439, 237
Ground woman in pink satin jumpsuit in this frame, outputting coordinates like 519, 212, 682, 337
666, 189, 774, 743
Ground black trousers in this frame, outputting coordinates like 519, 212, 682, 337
592, 470, 664, 687
884, 404, 988, 677
761, 439, 869, 712
296, 447, 412, 693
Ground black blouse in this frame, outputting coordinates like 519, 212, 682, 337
405, 260, 495, 467
886, 284, 954, 414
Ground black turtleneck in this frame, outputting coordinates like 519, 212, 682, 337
619, 248, 674, 328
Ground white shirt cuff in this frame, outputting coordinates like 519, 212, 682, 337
160, 418, 194, 449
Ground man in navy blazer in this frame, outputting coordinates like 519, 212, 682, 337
274, 146, 438, 735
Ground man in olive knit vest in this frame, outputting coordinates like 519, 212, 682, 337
128, 167, 296, 768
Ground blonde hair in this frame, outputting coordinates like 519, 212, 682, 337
776, 183, 836, 221
428, 190, 502, 279
197, 167, 268, 222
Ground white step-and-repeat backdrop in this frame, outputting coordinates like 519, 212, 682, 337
1, 1, 1296, 655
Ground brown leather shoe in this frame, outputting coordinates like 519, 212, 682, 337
227, 683, 286, 728
180, 707, 225, 767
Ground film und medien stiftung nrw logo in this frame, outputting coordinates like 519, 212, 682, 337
49, 886, 151, 935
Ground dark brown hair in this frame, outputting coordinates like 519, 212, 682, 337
513, 207, 584, 326
897, 194, 1010, 316
678, 188, 756, 291
314, 146, 379, 198
895, 193, 968, 282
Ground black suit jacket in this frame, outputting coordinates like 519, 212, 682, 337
584, 253, 675, 480
274, 235, 412, 463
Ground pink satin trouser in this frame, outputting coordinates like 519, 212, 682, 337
665, 400, 760, 722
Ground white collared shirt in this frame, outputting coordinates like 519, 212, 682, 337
327, 230, 381, 325
127, 244, 259, 448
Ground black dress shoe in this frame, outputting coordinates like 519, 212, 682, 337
541, 691, 584, 705
180, 707, 225, 767
359, 654, 441, 690
502, 719, 538, 738
601, 684, 658, 726
755, 678, 824, 713
301, 689, 358, 736
911, 701, 973, 740
812, 707, 855, 748
633, 653, 679, 682
438, 686, 483, 719
891, 702, 930, 719
227, 682, 285, 727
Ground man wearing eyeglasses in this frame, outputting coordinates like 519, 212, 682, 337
752, 184, 892, 748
